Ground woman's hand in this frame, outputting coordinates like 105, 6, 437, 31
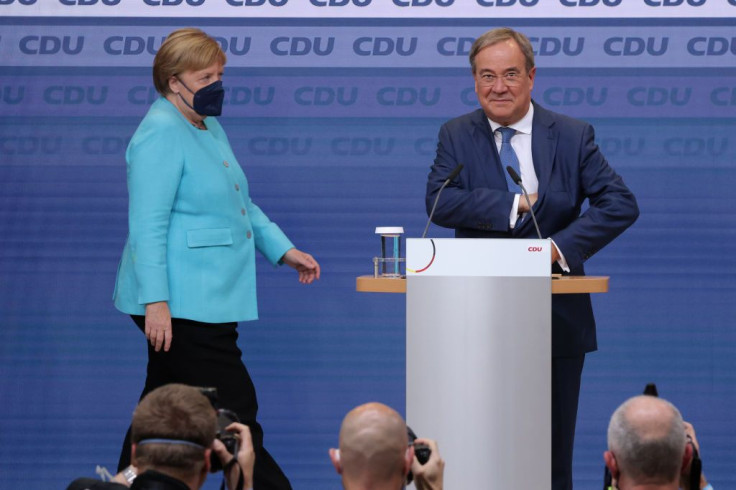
145, 301, 172, 352
282, 248, 321, 284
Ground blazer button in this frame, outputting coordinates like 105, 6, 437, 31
246, 231, 252, 239
223, 160, 230, 168
241, 208, 246, 215
235, 183, 240, 191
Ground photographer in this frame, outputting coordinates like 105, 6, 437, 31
67, 384, 255, 490
328, 402, 444, 490
604, 395, 716, 490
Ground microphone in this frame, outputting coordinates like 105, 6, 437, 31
506, 165, 543, 240
422, 164, 464, 239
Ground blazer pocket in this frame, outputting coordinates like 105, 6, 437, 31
187, 228, 234, 248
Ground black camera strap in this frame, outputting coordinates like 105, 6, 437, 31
219, 457, 245, 490
688, 440, 702, 490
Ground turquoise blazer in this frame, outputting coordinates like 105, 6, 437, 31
113, 98, 294, 323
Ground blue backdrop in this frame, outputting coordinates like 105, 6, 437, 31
1, 8, 735, 489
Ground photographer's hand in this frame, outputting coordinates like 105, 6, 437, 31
111, 465, 138, 487
411, 438, 444, 490
212, 423, 255, 490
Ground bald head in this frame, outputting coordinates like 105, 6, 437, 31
607, 396, 687, 485
334, 402, 410, 488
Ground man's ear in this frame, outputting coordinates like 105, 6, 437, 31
195, 449, 211, 489
604, 450, 619, 480
329, 448, 342, 474
403, 446, 414, 476
131, 443, 138, 466
204, 448, 212, 474
681, 442, 694, 473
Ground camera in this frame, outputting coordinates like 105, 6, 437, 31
406, 426, 431, 484
198, 387, 241, 473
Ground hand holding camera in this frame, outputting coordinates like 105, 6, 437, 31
406, 427, 444, 490
212, 420, 255, 490
210, 408, 241, 473
198, 387, 255, 490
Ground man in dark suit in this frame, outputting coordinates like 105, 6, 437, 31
425, 28, 639, 490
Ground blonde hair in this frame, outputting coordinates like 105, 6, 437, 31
152, 28, 227, 96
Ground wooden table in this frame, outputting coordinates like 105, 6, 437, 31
356, 275, 609, 294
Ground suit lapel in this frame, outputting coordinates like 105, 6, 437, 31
531, 102, 557, 198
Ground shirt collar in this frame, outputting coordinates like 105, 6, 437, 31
131, 470, 191, 490
487, 103, 534, 136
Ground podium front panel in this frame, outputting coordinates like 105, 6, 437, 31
406, 239, 551, 490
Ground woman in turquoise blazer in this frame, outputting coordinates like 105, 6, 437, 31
113, 28, 319, 489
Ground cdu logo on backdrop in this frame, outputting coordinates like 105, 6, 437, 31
664, 137, 728, 156
1, 87, 25, 105
711, 87, 736, 106
103, 36, 249, 55
58, 0, 120, 4
627, 87, 691, 106
104, 36, 166, 55
310, 0, 372, 5
643, 0, 706, 5
559, 0, 620, 5
437, 37, 474, 56
604, 37, 669, 56
44, 86, 108, 105
271, 37, 335, 56
295, 87, 358, 106
475, 0, 538, 5
82, 137, 130, 155
377, 87, 440, 106
227, 87, 275, 106
20, 36, 83, 55
143, 0, 205, 5
331, 137, 395, 156
687, 37, 736, 56
248, 138, 312, 155
0, 137, 62, 155
225, 0, 288, 6
600, 138, 645, 156
543, 87, 607, 107
354, 37, 417, 56
393, 0, 455, 6
529, 37, 584, 56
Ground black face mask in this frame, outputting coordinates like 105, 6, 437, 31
177, 78, 225, 117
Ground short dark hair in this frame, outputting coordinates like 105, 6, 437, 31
469, 27, 535, 74
132, 384, 217, 474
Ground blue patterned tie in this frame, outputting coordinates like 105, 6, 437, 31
497, 127, 520, 192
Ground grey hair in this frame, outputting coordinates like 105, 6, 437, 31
607, 396, 686, 484
469, 27, 535, 74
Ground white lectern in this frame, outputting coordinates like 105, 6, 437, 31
406, 238, 551, 490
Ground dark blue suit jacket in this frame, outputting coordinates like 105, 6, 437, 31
426, 103, 639, 357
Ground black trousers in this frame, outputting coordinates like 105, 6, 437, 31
117, 316, 292, 490
551, 355, 585, 490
